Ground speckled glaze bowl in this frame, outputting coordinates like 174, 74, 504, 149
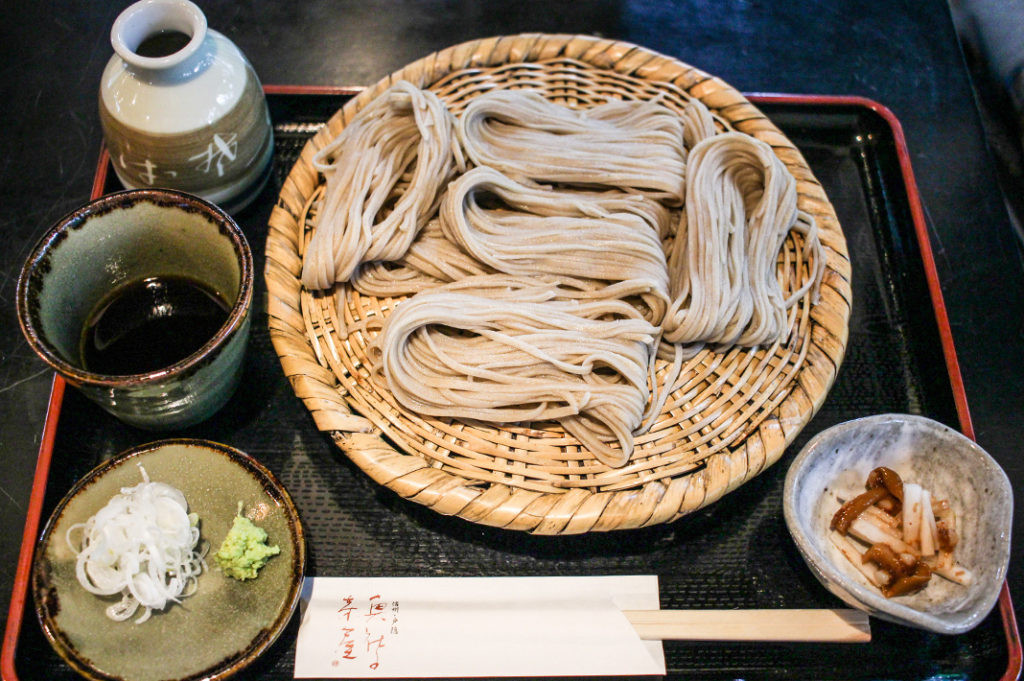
16, 188, 253, 430
783, 414, 1012, 634
32, 439, 305, 681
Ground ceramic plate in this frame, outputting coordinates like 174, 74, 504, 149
32, 439, 305, 681
783, 414, 1012, 634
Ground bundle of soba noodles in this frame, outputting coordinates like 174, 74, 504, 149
351, 164, 673, 300
457, 90, 687, 203
301, 81, 464, 290
663, 131, 824, 347
679, 95, 719, 150
438, 166, 671, 322
369, 275, 659, 467
351, 218, 495, 297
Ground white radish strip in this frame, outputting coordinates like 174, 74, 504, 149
862, 504, 900, 529
902, 483, 922, 547
830, 531, 886, 587
836, 497, 900, 531
933, 563, 973, 586
849, 517, 918, 556
920, 488, 937, 556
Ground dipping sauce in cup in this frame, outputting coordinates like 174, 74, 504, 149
16, 188, 253, 430
79, 273, 231, 375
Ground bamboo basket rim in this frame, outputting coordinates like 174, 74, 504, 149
264, 33, 852, 534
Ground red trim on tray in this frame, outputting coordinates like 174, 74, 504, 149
91, 147, 110, 198
1, 376, 65, 681
2, 140, 108, 681
263, 83, 363, 96
748, 93, 1021, 681
1000, 581, 1023, 681
747, 94, 976, 437
4, 87, 1019, 681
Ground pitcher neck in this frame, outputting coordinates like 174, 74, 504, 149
111, 0, 209, 77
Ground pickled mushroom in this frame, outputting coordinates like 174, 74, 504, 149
827, 466, 971, 598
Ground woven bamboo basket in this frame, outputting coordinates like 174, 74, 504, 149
265, 34, 852, 534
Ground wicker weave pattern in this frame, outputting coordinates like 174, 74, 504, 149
265, 34, 852, 534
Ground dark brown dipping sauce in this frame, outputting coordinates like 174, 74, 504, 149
80, 275, 230, 375
135, 30, 192, 58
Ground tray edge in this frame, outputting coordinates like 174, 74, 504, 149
3, 86, 1016, 681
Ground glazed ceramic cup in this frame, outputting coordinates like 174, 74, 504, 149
17, 189, 253, 430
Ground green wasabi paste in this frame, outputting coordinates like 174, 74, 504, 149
214, 503, 281, 581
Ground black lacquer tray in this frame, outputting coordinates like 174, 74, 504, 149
3, 88, 1018, 681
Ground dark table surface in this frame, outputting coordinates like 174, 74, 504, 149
2, 0, 1022, 674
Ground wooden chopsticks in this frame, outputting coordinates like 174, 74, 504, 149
623, 609, 871, 642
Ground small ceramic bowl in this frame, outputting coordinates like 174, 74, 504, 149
33, 439, 305, 681
783, 413, 1012, 634
16, 188, 253, 430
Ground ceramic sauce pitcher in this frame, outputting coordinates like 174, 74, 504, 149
99, 0, 273, 212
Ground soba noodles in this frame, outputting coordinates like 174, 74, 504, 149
300, 84, 827, 469
679, 94, 719, 150
457, 90, 687, 203
301, 81, 464, 290
439, 166, 671, 322
663, 131, 822, 347
351, 218, 495, 297
352, 166, 673, 300
370, 275, 659, 467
